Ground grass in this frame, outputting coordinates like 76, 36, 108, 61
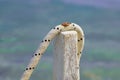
81, 66, 120, 80
84, 50, 120, 62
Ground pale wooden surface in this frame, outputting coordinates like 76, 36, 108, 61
53, 31, 79, 80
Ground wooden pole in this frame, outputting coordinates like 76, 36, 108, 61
53, 31, 79, 80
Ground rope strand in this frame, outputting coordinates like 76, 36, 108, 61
20, 22, 84, 80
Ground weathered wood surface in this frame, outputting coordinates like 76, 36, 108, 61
53, 31, 79, 80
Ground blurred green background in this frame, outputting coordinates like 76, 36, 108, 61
0, 0, 120, 80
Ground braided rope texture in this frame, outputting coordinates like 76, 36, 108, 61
20, 22, 84, 80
